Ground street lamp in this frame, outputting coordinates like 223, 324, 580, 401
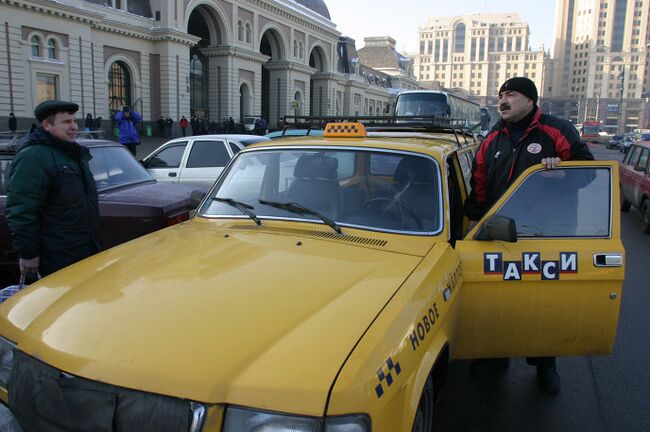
618, 71, 625, 135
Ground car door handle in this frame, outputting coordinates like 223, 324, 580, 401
593, 253, 623, 267
168, 172, 177, 177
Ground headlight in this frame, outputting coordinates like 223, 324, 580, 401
223, 406, 370, 432
0, 336, 16, 389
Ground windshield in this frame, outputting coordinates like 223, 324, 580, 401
583, 124, 600, 134
395, 93, 448, 116
88, 145, 153, 191
200, 148, 442, 234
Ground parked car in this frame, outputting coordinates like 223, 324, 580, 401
606, 135, 624, 149
0, 120, 624, 431
620, 135, 634, 152
619, 140, 650, 232
0, 139, 199, 281
242, 116, 258, 132
141, 134, 270, 191
265, 128, 324, 139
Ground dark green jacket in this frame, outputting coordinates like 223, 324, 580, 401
5, 127, 102, 276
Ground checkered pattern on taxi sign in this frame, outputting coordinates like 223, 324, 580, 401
324, 122, 366, 137
375, 356, 402, 398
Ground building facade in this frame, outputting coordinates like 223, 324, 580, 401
413, 13, 548, 106
357, 36, 419, 93
547, 0, 650, 131
0, 0, 397, 132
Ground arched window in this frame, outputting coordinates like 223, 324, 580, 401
294, 91, 302, 116
31, 35, 41, 57
47, 39, 57, 60
454, 23, 466, 53
108, 61, 132, 116
238, 20, 244, 41
190, 51, 209, 118
245, 23, 252, 44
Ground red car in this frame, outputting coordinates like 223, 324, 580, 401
620, 140, 650, 233
0, 139, 199, 282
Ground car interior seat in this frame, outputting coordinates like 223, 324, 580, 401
393, 157, 438, 230
287, 154, 341, 218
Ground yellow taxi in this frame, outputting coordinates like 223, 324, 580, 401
0, 120, 624, 431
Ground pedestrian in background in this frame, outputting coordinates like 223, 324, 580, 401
180, 116, 189, 137
465, 77, 593, 394
165, 117, 174, 138
157, 116, 165, 137
115, 106, 141, 156
8, 113, 17, 135
5, 99, 102, 278
84, 113, 94, 131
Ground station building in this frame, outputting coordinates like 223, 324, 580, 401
0, 0, 409, 131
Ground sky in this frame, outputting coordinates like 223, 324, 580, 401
324, 0, 558, 55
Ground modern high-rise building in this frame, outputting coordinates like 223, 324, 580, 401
414, 13, 549, 105
548, 0, 650, 131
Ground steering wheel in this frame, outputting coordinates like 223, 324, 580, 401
364, 197, 422, 230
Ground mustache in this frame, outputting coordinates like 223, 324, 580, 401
499, 104, 511, 111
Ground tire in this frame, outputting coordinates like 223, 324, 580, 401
641, 201, 650, 234
411, 375, 435, 432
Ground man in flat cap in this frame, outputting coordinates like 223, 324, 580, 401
5, 99, 102, 278
464, 77, 594, 394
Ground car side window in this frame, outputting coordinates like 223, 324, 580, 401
229, 142, 241, 155
637, 148, 649, 171
186, 141, 230, 168
148, 143, 187, 168
0, 157, 12, 195
456, 151, 473, 194
625, 146, 641, 166
495, 167, 610, 238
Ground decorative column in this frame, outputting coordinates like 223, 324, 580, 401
152, 31, 198, 120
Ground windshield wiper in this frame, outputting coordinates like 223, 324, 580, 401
259, 199, 342, 234
212, 197, 261, 226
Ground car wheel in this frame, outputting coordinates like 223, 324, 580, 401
412, 375, 435, 432
641, 201, 650, 234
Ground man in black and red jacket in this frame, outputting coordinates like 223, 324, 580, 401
465, 77, 594, 394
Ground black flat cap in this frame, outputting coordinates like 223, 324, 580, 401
34, 99, 79, 122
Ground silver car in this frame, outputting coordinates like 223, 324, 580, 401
141, 134, 270, 190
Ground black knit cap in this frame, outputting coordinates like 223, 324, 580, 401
34, 99, 79, 122
499, 77, 538, 104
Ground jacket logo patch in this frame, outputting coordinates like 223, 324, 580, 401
375, 357, 402, 398
484, 252, 577, 280
527, 143, 542, 154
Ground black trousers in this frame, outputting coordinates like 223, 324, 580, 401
124, 143, 137, 156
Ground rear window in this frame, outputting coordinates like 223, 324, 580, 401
186, 140, 230, 168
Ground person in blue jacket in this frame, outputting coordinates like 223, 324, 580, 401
114, 106, 141, 156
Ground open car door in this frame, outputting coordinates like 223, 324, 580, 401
454, 161, 624, 359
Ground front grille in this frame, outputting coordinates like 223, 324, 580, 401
231, 224, 389, 247
9, 350, 204, 432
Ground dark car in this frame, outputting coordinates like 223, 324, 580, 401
620, 140, 650, 233
607, 135, 624, 149
0, 139, 199, 282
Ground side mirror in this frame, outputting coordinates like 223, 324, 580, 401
474, 215, 518, 242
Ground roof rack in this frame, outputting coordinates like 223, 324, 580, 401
281, 115, 478, 148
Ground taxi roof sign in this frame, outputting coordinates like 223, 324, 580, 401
324, 122, 367, 138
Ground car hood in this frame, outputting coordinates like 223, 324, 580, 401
98, 181, 197, 212
0, 221, 422, 415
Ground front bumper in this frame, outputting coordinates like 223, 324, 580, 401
7, 350, 205, 432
